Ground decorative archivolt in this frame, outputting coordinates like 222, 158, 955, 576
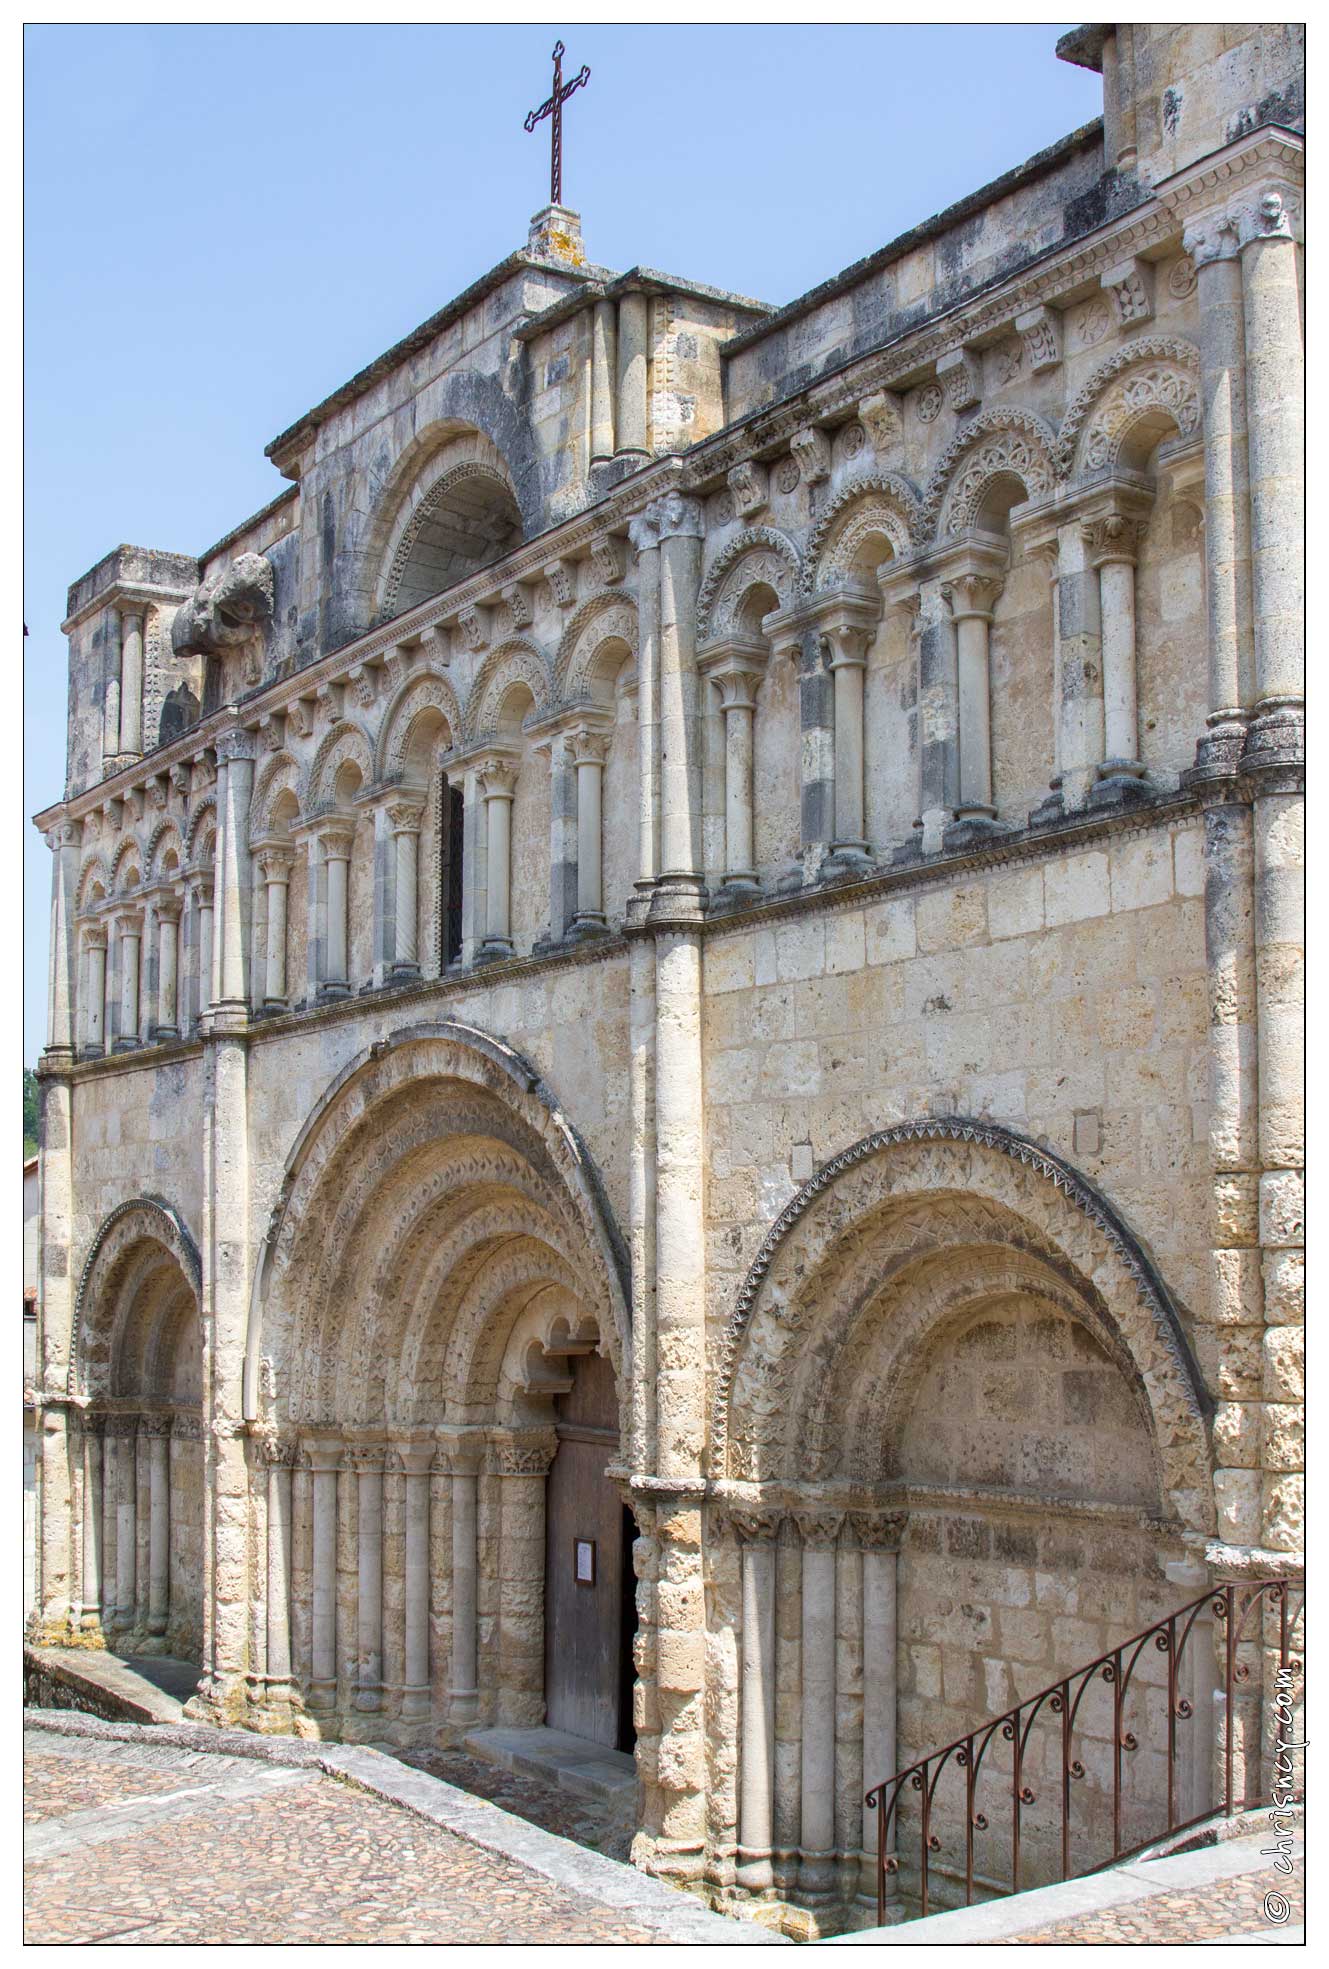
110, 835, 144, 893
184, 795, 218, 869
803, 476, 922, 594
464, 638, 551, 742
301, 719, 374, 812
76, 853, 111, 913
922, 409, 1059, 540
68, 1196, 201, 1399
1057, 336, 1202, 477
250, 754, 302, 843
554, 591, 638, 701
711, 1117, 1212, 1527
145, 818, 185, 880
243, 1021, 631, 1426
698, 527, 802, 640
374, 670, 463, 783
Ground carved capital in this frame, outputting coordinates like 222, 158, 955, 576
1236, 187, 1298, 248
216, 729, 258, 766
789, 427, 831, 485
299, 1434, 343, 1474
255, 845, 295, 884
728, 1505, 783, 1546
316, 824, 355, 862
1100, 256, 1155, 327
386, 799, 427, 835
478, 755, 519, 800
493, 1430, 558, 1477
937, 346, 982, 412
727, 460, 769, 520
344, 1443, 387, 1476
391, 1442, 437, 1477
627, 507, 661, 557
569, 727, 611, 769
46, 821, 80, 854
946, 571, 1005, 620
851, 1511, 908, 1552
1183, 213, 1243, 268
654, 491, 705, 542
1081, 510, 1149, 565
795, 1510, 845, 1549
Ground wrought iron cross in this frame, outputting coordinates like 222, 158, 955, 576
523, 39, 590, 208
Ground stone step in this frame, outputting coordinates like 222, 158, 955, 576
24, 1645, 200, 1726
463, 1726, 637, 1808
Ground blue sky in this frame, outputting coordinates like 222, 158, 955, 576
22, 22, 1099, 1064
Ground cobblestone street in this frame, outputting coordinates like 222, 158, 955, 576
22, 1721, 758, 1947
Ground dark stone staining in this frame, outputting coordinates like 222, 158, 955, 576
158, 682, 200, 743
1162, 87, 1182, 138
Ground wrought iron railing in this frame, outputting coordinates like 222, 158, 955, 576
865, 1576, 1304, 1926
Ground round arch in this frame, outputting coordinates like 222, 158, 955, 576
1058, 336, 1202, 478
712, 1117, 1211, 1528
803, 476, 922, 594
921, 410, 1058, 541
68, 1198, 201, 1400
698, 527, 803, 642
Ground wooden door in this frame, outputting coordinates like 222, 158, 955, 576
544, 1351, 634, 1749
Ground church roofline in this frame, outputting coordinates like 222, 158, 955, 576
720, 117, 1107, 361
198, 484, 300, 568
263, 245, 603, 471
513, 265, 773, 342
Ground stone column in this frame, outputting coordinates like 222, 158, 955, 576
256, 848, 294, 1007
265, 1440, 295, 1698
542, 732, 578, 944
398, 1444, 434, 1720
1239, 189, 1304, 715
83, 930, 107, 1055
352, 1447, 385, 1712
629, 506, 662, 888
118, 608, 145, 758
616, 291, 649, 457
103, 635, 122, 762
115, 1418, 139, 1634
916, 579, 960, 853
192, 877, 215, 1024
306, 1437, 341, 1710
655, 493, 705, 883
1184, 212, 1254, 754
320, 827, 354, 994
1084, 510, 1149, 791
479, 757, 518, 956
147, 1419, 171, 1637
949, 572, 1005, 823
797, 1512, 844, 1901
45, 822, 80, 1055
700, 649, 765, 897
155, 897, 181, 1039
217, 735, 255, 1008
116, 913, 142, 1052
100, 1422, 118, 1628
448, 1442, 483, 1730
823, 612, 876, 870
1051, 522, 1104, 814
733, 1508, 781, 1895
571, 727, 610, 933
80, 1417, 103, 1632
855, 1513, 904, 1909
389, 800, 425, 977
494, 1434, 556, 1726
590, 297, 617, 464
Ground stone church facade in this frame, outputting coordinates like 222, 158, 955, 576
31, 25, 1302, 1929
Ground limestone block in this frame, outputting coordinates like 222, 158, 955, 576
1212, 1400, 1261, 1469
987, 865, 1045, 942
705, 939, 754, 995
774, 918, 825, 983
1260, 1404, 1304, 1474
655, 1629, 706, 1692
1194, 1321, 1263, 1400
1262, 1249, 1304, 1326
1110, 833, 1174, 912
1261, 1473, 1303, 1554
997, 1609, 1051, 1663
915, 884, 988, 954
1043, 851, 1111, 927
1213, 1172, 1260, 1247
1262, 1325, 1303, 1402
1172, 826, 1206, 899
1213, 1468, 1262, 1544
824, 910, 865, 975
1206, 1248, 1264, 1326
1259, 1170, 1304, 1250
864, 896, 916, 965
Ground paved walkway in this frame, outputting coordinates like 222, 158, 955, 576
23, 1716, 780, 1947
829, 1826, 1303, 1947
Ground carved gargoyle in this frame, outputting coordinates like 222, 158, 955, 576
171, 551, 275, 658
